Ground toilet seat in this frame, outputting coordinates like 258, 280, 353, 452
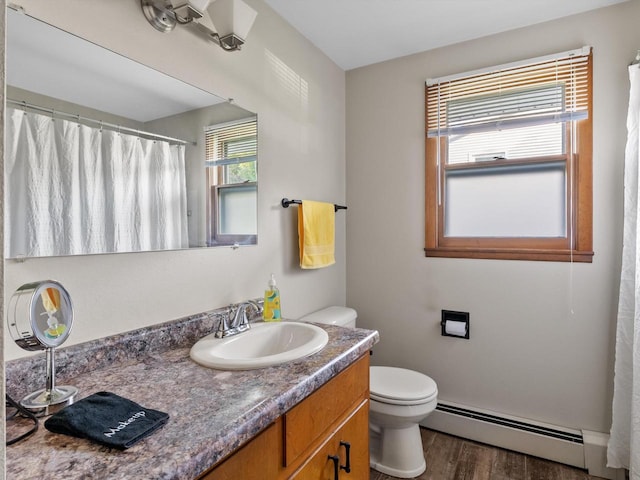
370, 366, 438, 406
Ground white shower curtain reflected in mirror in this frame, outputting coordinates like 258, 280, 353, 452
608, 64, 640, 477
4, 107, 189, 257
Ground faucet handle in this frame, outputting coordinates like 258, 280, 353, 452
212, 310, 231, 338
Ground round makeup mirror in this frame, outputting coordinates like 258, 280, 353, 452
8, 280, 78, 415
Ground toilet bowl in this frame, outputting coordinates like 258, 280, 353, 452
369, 366, 437, 477
297, 306, 439, 478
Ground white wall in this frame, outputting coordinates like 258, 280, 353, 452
3, 0, 346, 360
346, 0, 640, 434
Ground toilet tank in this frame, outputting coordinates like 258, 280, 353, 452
298, 306, 357, 328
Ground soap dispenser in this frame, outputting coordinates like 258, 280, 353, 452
263, 274, 281, 321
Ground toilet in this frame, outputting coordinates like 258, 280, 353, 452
297, 306, 438, 478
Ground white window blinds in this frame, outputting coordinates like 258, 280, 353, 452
205, 117, 257, 167
426, 47, 591, 138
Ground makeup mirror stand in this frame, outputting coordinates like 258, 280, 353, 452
8, 280, 79, 416
20, 347, 78, 416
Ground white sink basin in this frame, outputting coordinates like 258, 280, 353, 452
190, 321, 329, 370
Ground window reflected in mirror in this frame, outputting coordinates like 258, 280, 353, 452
205, 117, 258, 246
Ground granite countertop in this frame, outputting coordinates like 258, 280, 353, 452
5, 309, 379, 480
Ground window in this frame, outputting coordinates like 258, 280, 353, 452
425, 48, 593, 262
205, 117, 257, 246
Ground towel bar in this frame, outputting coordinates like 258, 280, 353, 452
281, 198, 347, 212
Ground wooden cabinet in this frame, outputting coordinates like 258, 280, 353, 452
201, 421, 282, 480
198, 354, 370, 480
289, 399, 369, 480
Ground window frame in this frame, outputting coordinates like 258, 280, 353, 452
205, 117, 258, 247
209, 182, 257, 246
424, 52, 593, 262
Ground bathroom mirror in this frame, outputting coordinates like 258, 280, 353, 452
5, 9, 258, 259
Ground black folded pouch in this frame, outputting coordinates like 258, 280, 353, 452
44, 391, 169, 449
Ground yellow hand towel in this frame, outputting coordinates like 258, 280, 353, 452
298, 200, 335, 269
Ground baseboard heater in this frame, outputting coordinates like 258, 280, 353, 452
422, 401, 586, 468
435, 403, 583, 444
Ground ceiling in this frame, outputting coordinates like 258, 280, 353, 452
262, 0, 629, 71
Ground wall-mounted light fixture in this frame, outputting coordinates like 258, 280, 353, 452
141, 0, 257, 51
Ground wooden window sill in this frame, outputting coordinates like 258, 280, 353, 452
424, 247, 594, 263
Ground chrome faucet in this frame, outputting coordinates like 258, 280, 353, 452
214, 300, 263, 338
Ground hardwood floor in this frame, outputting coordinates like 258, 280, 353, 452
370, 428, 601, 480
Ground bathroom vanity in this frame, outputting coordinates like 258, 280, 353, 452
5, 309, 378, 479
203, 354, 369, 479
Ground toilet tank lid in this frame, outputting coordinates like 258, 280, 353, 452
298, 306, 357, 326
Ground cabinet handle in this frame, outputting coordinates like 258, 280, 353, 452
328, 454, 340, 480
340, 441, 351, 473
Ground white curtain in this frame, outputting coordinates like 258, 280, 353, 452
608, 64, 640, 476
4, 107, 189, 257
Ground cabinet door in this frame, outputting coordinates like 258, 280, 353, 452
285, 355, 369, 466
199, 420, 282, 480
289, 399, 369, 480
